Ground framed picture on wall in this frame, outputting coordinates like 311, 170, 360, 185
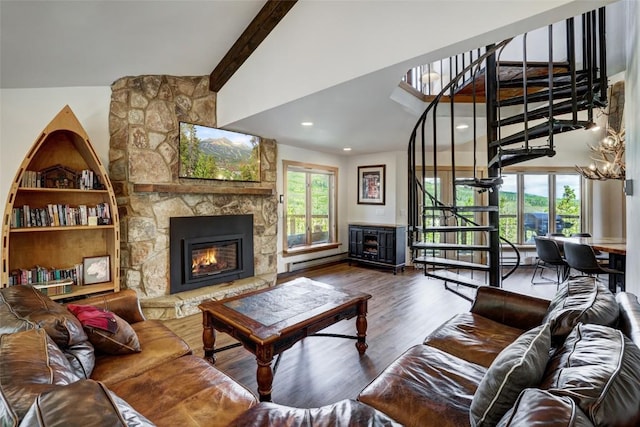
357, 164, 386, 205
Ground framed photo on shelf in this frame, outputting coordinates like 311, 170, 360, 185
357, 164, 386, 205
83, 255, 111, 285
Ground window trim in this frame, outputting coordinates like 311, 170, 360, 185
282, 160, 339, 254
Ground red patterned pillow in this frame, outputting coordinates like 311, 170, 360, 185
67, 304, 141, 355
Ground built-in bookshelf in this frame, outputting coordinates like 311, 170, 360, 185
1, 105, 120, 300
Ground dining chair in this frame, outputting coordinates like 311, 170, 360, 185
570, 233, 608, 262
531, 236, 569, 286
563, 242, 623, 286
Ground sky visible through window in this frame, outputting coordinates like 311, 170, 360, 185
500, 174, 581, 201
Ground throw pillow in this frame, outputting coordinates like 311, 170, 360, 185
67, 304, 141, 355
470, 323, 551, 427
541, 323, 640, 426
497, 388, 594, 426
543, 276, 618, 338
0, 285, 87, 347
20, 379, 155, 427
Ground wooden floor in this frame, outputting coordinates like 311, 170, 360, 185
163, 262, 557, 408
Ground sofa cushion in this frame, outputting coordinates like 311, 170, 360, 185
109, 355, 257, 427
0, 285, 95, 379
229, 399, 401, 426
470, 323, 551, 427
90, 320, 191, 387
0, 294, 36, 335
20, 379, 155, 427
0, 285, 88, 348
358, 344, 486, 427
424, 312, 525, 368
67, 304, 141, 355
541, 323, 640, 427
497, 388, 594, 426
543, 277, 618, 338
0, 387, 17, 427
0, 329, 80, 422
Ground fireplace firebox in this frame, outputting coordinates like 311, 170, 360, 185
170, 215, 254, 294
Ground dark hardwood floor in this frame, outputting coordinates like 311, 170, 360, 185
162, 262, 556, 408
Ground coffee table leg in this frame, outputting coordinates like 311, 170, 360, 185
356, 300, 368, 355
256, 349, 274, 402
202, 311, 217, 364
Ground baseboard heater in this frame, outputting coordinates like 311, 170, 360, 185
287, 252, 348, 272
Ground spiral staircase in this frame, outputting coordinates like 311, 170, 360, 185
406, 8, 608, 300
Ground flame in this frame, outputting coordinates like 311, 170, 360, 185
192, 248, 217, 270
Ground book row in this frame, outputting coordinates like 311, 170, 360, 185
8, 264, 84, 287
10, 203, 111, 228
20, 168, 103, 190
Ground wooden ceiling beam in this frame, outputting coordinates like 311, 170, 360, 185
209, 0, 298, 92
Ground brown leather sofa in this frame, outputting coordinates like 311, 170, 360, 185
357, 277, 640, 426
3, 277, 640, 427
0, 285, 398, 427
0, 286, 258, 427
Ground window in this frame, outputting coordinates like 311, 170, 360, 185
284, 161, 338, 252
499, 172, 582, 244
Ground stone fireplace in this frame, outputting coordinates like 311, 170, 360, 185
169, 214, 254, 294
108, 75, 278, 319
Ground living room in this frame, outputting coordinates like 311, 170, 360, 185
1, 0, 638, 295
1, 1, 640, 425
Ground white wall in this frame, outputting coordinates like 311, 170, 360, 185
0, 87, 112, 211
624, 0, 639, 295
347, 152, 406, 226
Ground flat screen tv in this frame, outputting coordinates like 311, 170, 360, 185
178, 122, 261, 182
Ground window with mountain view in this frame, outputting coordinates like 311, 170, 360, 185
499, 172, 582, 244
284, 161, 337, 251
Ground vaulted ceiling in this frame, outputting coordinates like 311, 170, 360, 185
1, 0, 625, 155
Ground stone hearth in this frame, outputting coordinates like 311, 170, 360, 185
141, 273, 275, 320
108, 75, 278, 319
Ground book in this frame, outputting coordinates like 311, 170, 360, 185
33, 279, 74, 296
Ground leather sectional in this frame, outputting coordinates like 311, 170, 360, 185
2, 276, 640, 426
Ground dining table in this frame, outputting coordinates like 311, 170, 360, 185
547, 235, 626, 292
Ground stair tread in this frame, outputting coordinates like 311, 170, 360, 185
489, 147, 556, 168
423, 205, 499, 212
454, 177, 503, 188
412, 242, 491, 251
417, 225, 495, 232
413, 256, 490, 270
497, 81, 602, 106
490, 119, 590, 148
424, 270, 486, 289
495, 98, 600, 127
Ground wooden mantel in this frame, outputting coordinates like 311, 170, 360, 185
133, 183, 275, 196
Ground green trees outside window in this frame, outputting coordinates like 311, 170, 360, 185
284, 162, 337, 249
499, 173, 582, 244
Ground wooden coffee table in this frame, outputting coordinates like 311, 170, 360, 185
198, 277, 372, 401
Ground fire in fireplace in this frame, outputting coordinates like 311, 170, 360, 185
191, 245, 235, 277
188, 238, 238, 279
170, 215, 254, 294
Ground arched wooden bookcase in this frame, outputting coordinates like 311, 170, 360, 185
2, 105, 120, 299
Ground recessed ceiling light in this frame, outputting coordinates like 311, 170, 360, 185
301, 121, 313, 127
455, 123, 470, 130
343, 147, 352, 151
